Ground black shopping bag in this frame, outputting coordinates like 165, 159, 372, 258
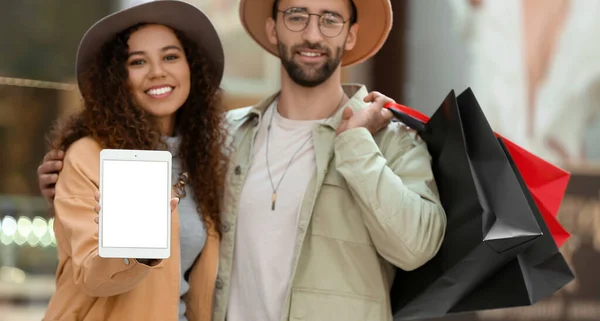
446, 90, 574, 312
384, 89, 572, 320
439, 137, 574, 313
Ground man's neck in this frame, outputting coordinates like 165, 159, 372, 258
277, 67, 347, 121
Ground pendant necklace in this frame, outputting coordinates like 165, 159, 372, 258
265, 92, 347, 210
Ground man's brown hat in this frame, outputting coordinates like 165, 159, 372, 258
239, 0, 393, 67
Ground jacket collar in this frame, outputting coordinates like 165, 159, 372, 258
232, 83, 371, 130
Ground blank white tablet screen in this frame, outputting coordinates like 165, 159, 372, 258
101, 159, 169, 248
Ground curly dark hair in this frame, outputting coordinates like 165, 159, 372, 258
48, 23, 228, 237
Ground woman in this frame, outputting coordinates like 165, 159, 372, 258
43, 1, 227, 320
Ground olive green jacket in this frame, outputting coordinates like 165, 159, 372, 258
213, 84, 447, 321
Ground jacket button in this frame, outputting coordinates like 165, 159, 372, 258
215, 277, 224, 289
221, 222, 230, 233
234, 166, 242, 175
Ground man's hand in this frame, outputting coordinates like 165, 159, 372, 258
93, 191, 179, 266
336, 91, 395, 136
38, 150, 65, 204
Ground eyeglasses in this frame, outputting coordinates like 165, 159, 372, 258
277, 7, 351, 38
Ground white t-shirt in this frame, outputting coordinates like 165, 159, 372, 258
226, 99, 323, 321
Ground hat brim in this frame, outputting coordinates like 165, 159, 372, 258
239, 0, 392, 67
76, 0, 224, 88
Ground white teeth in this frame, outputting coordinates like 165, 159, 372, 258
146, 86, 173, 96
300, 52, 321, 57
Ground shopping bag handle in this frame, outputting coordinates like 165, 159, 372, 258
384, 102, 571, 248
384, 102, 429, 133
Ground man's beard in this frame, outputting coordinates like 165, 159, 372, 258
278, 41, 343, 87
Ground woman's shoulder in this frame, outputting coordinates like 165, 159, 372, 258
63, 136, 102, 168
56, 136, 103, 190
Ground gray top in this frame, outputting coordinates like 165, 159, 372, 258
165, 136, 207, 321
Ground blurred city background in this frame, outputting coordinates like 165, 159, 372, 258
0, 0, 599, 320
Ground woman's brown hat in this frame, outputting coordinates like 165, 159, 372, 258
238, 0, 393, 67
75, 0, 224, 88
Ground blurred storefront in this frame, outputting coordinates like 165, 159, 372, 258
0, 78, 79, 320
0, 2, 105, 317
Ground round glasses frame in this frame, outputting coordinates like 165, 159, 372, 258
277, 8, 351, 38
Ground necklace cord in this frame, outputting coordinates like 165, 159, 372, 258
265, 92, 348, 210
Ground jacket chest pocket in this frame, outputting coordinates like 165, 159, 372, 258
289, 289, 383, 321
311, 171, 373, 245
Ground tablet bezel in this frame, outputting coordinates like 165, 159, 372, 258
98, 149, 172, 259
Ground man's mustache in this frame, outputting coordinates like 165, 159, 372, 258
291, 42, 330, 55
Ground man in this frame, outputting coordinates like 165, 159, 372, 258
38, 0, 447, 320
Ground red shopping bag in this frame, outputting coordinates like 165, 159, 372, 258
384, 102, 571, 248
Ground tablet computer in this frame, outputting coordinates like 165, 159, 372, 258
98, 149, 172, 259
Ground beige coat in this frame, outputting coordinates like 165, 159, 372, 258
43, 137, 219, 321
